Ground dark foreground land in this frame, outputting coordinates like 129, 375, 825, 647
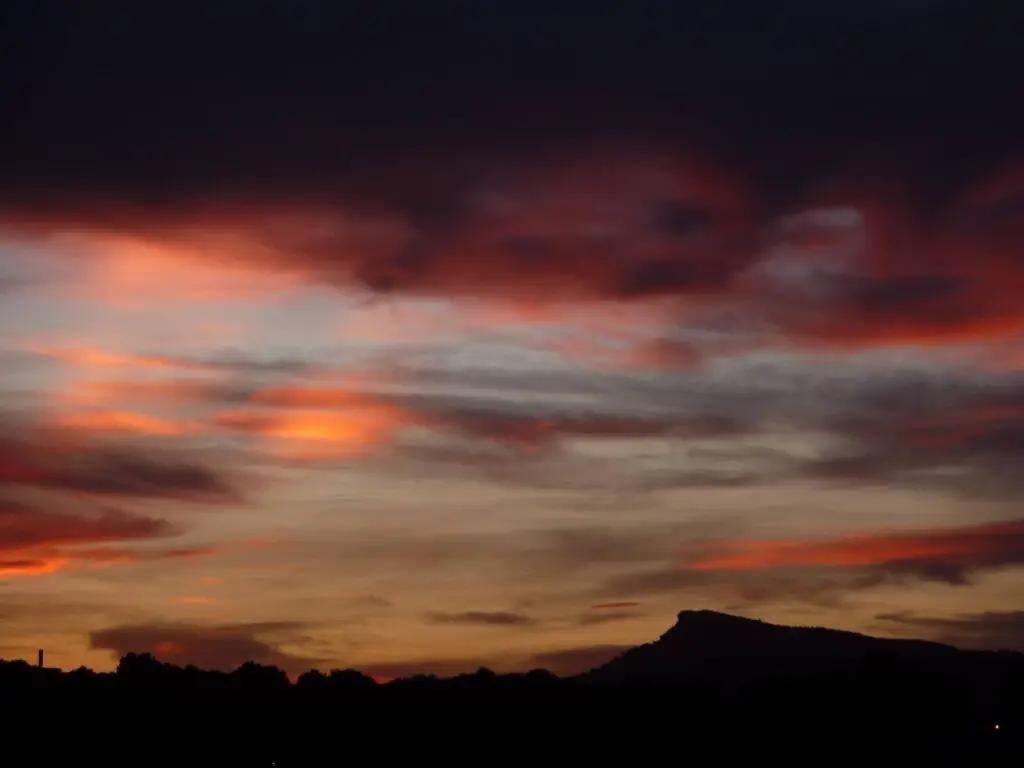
6, 612, 1023, 765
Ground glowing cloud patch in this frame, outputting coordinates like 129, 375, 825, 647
214, 406, 408, 460
687, 520, 1024, 572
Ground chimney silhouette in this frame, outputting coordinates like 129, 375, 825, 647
37, 649, 43, 668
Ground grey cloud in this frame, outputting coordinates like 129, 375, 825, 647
90, 621, 321, 676
51, 452, 239, 502
875, 610, 1024, 652
425, 611, 536, 627
0, 431, 240, 503
311, 522, 725, 582
594, 564, 905, 610
372, 348, 1024, 493
129, 333, 1023, 471
593, 517, 1024, 608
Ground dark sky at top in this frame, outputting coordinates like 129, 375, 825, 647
3, 1, 1022, 215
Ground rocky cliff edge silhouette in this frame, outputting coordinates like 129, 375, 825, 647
580, 609, 1013, 686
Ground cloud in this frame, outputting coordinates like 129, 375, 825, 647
24, 338, 1024, 506
876, 611, 1024, 652
349, 594, 393, 610
575, 610, 643, 628
2, 5, 1023, 353
213, 405, 408, 461
89, 621, 320, 676
595, 564, 895, 609
4, 5, 1024, 679
54, 378, 255, 408
313, 523, 773, 617
27, 337, 1023, 484
424, 611, 536, 628
304, 523, 713, 590
685, 519, 1024, 583
0, 422, 239, 503
0, 499, 175, 577
43, 232, 307, 307
384, 350, 1024, 497
50, 410, 197, 437
32, 368, 416, 466
22, 320, 1024, 501
594, 518, 1024, 607
792, 393, 1024, 498
352, 351, 1024, 498
10, 157, 1024, 355
248, 380, 719, 452
25, 345, 317, 377
3, 445, 237, 502
170, 596, 221, 606
28, 333, 1024, 504
160, 546, 221, 561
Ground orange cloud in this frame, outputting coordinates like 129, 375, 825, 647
0, 544, 225, 580
214, 404, 410, 460
0, 503, 169, 552
687, 520, 1024, 573
52, 379, 234, 408
1, 149, 755, 302
0, 502, 181, 579
50, 409, 195, 436
0, 557, 67, 576
2, 124, 1023, 355
0, 546, 150, 577
54, 232, 309, 307
249, 386, 371, 410
25, 345, 214, 372
238, 381, 745, 460
171, 596, 221, 605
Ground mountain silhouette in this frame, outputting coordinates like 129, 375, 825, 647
581, 609, 1005, 686
3, 608, 1022, 764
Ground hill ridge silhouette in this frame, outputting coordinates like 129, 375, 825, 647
2, 609, 1018, 682
2, 609, 1021, 764
581, 608, 981, 685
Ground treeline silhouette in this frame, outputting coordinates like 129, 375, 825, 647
4, 614, 1023, 765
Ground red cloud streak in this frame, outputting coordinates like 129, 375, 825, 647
0, 502, 178, 578
687, 520, 1024, 572
3, 153, 1023, 350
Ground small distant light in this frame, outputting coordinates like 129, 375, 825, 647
994, 724, 1000, 731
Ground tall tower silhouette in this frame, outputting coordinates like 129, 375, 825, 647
37, 649, 43, 668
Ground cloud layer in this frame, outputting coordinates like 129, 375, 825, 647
90, 622, 319, 676
1, 1, 1022, 677
2, 5, 1023, 352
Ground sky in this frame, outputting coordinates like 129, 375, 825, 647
1, 1, 1024, 678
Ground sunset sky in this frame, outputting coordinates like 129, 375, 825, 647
1, 1, 1023, 678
